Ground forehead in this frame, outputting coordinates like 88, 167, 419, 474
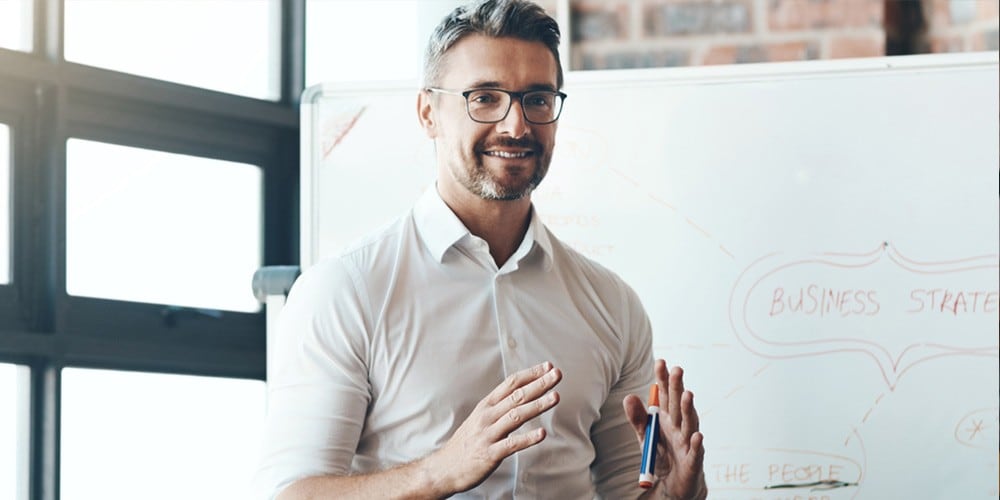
439, 35, 558, 90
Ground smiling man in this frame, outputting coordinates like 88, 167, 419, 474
255, 1, 706, 498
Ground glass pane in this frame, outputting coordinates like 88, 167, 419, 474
306, 0, 458, 86
66, 139, 262, 312
0, 0, 32, 52
0, 124, 9, 284
0, 363, 29, 500
64, 0, 280, 100
61, 368, 266, 500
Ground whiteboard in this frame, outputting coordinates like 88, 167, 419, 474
300, 52, 999, 499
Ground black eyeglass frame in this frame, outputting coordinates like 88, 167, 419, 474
425, 87, 568, 125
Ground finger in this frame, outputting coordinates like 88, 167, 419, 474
622, 394, 648, 439
654, 359, 668, 383
689, 431, 705, 466
488, 389, 560, 441
483, 362, 558, 409
679, 390, 699, 440
667, 366, 685, 428
690, 432, 705, 464
491, 365, 562, 422
487, 427, 547, 461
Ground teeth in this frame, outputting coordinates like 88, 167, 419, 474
486, 151, 529, 159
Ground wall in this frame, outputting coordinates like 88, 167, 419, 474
565, 0, 999, 70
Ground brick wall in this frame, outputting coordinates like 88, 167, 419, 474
925, 0, 1000, 51
565, 0, 998, 71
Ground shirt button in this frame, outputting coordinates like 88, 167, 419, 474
507, 337, 517, 349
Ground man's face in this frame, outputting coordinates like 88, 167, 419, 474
419, 35, 559, 201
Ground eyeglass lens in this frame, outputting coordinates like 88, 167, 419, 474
466, 89, 563, 124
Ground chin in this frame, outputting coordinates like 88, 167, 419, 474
479, 176, 541, 201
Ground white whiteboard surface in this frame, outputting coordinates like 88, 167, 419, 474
301, 52, 1000, 499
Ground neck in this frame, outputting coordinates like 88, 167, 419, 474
437, 184, 533, 267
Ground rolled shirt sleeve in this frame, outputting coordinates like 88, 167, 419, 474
253, 257, 373, 499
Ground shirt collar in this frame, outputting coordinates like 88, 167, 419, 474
413, 186, 554, 270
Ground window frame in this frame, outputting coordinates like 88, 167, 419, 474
0, 78, 40, 334
0, 0, 305, 497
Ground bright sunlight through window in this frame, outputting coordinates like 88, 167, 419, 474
0, 363, 29, 500
0, 124, 10, 284
0, 0, 32, 52
61, 368, 266, 500
64, 0, 280, 99
65, 139, 262, 312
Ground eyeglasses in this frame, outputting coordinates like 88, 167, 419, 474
426, 87, 567, 125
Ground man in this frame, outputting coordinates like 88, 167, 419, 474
255, 0, 706, 498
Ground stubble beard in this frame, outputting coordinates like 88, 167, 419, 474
457, 137, 551, 201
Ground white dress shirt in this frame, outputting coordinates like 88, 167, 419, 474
255, 187, 655, 499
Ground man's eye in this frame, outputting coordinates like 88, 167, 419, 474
525, 95, 552, 107
471, 92, 500, 104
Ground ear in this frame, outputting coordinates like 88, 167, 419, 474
417, 90, 438, 139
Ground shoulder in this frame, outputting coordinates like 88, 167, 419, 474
290, 213, 413, 304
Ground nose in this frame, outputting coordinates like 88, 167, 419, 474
495, 99, 530, 138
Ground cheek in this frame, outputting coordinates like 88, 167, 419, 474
445, 125, 489, 152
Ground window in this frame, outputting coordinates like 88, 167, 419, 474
0, 0, 296, 496
61, 368, 266, 499
0, 363, 29, 500
0, 124, 9, 285
0, 0, 32, 52
65, 139, 263, 313
64, 0, 282, 99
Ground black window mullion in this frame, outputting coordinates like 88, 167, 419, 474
35, 0, 63, 62
281, 0, 306, 106
29, 361, 60, 500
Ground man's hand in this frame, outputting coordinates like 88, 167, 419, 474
424, 361, 562, 496
624, 359, 706, 500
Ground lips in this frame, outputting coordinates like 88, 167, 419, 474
483, 150, 533, 159
477, 137, 540, 160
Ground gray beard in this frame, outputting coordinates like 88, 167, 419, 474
457, 150, 549, 201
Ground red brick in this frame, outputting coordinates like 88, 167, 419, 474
768, 0, 882, 31
700, 41, 818, 65
702, 45, 740, 65
923, 0, 983, 28
829, 35, 885, 58
978, 0, 1000, 20
924, 0, 948, 29
929, 34, 966, 52
766, 40, 820, 61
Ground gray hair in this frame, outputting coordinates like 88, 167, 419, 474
423, 0, 563, 88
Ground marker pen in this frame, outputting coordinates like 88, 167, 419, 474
639, 384, 659, 489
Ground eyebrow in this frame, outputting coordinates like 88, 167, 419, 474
465, 80, 558, 92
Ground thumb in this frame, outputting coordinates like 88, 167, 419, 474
622, 395, 649, 438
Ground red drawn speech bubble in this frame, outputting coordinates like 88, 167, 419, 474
729, 244, 999, 389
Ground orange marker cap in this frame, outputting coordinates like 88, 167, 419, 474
648, 384, 659, 407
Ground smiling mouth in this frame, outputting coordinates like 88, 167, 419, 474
483, 150, 533, 159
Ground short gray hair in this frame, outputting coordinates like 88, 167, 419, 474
423, 0, 563, 88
